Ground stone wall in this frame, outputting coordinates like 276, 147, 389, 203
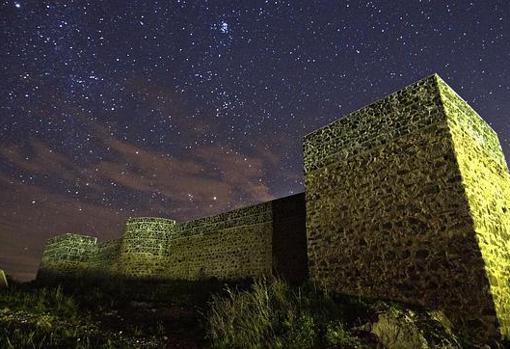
304, 74, 510, 340
162, 201, 274, 280
38, 233, 98, 278
158, 194, 307, 281
90, 239, 122, 276
38, 194, 307, 283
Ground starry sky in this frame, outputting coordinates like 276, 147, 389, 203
1, 0, 509, 280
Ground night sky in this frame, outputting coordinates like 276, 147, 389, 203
1, 1, 509, 280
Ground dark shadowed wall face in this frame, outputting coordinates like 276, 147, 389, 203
1, 1, 509, 280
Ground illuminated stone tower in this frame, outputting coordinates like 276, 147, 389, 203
117, 217, 177, 279
38, 233, 98, 278
304, 74, 510, 340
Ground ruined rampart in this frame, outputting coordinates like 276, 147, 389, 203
38, 234, 98, 278
37, 74, 510, 341
38, 193, 307, 282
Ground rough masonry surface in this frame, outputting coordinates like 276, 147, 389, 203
304, 74, 510, 340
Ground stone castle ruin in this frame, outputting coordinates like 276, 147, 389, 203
38, 194, 308, 283
38, 74, 510, 340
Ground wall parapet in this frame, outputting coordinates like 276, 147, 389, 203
174, 202, 273, 237
45, 233, 97, 246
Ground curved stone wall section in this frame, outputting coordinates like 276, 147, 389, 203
304, 74, 509, 341
38, 233, 98, 278
117, 217, 176, 278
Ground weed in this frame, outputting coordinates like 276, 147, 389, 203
206, 277, 363, 348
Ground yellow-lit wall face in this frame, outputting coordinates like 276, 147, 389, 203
439, 79, 510, 338
39, 234, 102, 277
117, 215, 273, 280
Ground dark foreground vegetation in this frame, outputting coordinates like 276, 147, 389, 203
0, 276, 224, 348
0, 276, 504, 348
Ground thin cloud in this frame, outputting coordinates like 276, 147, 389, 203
0, 116, 287, 280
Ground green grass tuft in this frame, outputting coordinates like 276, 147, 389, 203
206, 277, 365, 348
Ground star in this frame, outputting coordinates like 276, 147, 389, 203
219, 21, 229, 34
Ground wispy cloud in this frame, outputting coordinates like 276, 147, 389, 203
0, 115, 285, 280
92, 124, 277, 219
